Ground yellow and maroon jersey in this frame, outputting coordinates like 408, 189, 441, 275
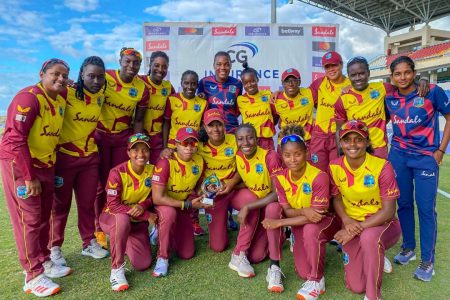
274, 163, 329, 210
59, 86, 104, 157
237, 90, 276, 138
0, 83, 66, 179
165, 93, 207, 147
97, 70, 149, 133
197, 134, 237, 181
236, 147, 282, 198
273, 89, 314, 142
335, 82, 391, 149
329, 154, 399, 221
141, 76, 175, 136
152, 152, 204, 201
310, 76, 351, 135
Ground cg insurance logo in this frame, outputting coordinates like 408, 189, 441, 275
227, 42, 258, 64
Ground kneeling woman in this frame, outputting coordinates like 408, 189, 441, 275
329, 120, 401, 300
99, 133, 157, 291
151, 127, 210, 277
262, 125, 340, 298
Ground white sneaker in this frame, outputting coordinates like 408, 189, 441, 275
364, 295, 381, 300
228, 252, 255, 277
43, 260, 72, 278
149, 226, 158, 246
82, 239, 110, 259
297, 277, 325, 300
266, 264, 284, 293
50, 246, 67, 266
23, 273, 60, 297
110, 263, 129, 292
383, 256, 393, 273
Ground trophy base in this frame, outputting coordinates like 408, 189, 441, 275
202, 197, 214, 206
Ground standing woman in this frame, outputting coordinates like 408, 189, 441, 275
94, 47, 149, 247
386, 56, 450, 281
198, 51, 242, 133
0, 59, 71, 297
49, 56, 109, 267
140, 51, 175, 164
330, 120, 401, 300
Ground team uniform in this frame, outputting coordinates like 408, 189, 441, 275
0, 83, 66, 283
237, 90, 276, 150
50, 86, 104, 251
266, 164, 339, 284
329, 154, 401, 300
385, 84, 450, 265
235, 147, 282, 263
197, 133, 241, 252
95, 70, 149, 230
164, 93, 207, 148
140, 76, 175, 164
309, 76, 352, 171
151, 152, 204, 260
99, 161, 154, 271
335, 82, 392, 158
198, 75, 242, 133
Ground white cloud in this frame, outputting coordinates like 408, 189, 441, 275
64, 0, 99, 12
68, 14, 118, 24
0, 72, 37, 115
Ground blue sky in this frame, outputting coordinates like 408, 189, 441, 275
0, 0, 448, 115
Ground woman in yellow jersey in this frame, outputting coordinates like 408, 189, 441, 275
99, 133, 157, 292
151, 127, 211, 277
140, 51, 175, 164
329, 120, 401, 300
49, 57, 109, 268
0, 59, 70, 297
237, 63, 276, 150
229, 124, 282, 278
261, 125, 340, 298
94, 47, 149, 247
273, 68, 314, 152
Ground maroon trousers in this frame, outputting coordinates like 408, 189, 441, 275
1, 160, 54, 281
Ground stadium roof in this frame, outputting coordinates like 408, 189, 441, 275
297, 0, 450, 34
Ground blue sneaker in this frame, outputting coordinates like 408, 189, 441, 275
149, 226, 158, 246
152, 257, 168, 277
414, 261, 435, 282
393, 249, 416, 265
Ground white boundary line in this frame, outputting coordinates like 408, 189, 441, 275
438, 189, 450, 199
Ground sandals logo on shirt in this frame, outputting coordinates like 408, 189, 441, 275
129, 88, 138, 97
300, 98, 309, 106
145, 177, 152, 187
54, 176, 64, 188
194, 104, 201, 112
364, 174, 375, 188
302, 183, 312, 195
255, 163, 264, 174
413, 97, 424, 107
261, 95, 269, 102
192, 165, 200, 175
370, 90, 380, 99
161, 88, 168, 96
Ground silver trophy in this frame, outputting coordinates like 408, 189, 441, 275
201, 173, 222, 205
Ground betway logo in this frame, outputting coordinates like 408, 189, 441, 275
312, 26, 337, 37
146, 40, 169, 51
212, 26, 237, 36
278, 26, 303, 36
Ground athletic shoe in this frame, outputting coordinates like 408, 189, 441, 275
266, 264, 284, 293
82, 239, 110, 259
384, 257, 393, 273
95, 231, 108, 249
50, 246, 67, 266
228, 214, 239, 231
393, 248, 416, 265
413, 261, 435, 282
152, 257, 169, 277
228, 252, 255, 278
149, 226, 158, 246
193, 220, 205, 236
329, 239, 339, 246
110, 263, 129, 292
296, 277, 325, 300
23, 274, 60, 297
43, 260, 72, 278
290, 233, 295, 253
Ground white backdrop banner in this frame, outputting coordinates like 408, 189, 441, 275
143, 22, 339, 92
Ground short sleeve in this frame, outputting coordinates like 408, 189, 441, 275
328, 166, 340, 196
164, 98, 172, 119
138, 85, 150, 108
273, 175, 288, 205
310, 172, 330, 209
152, 158, 171, 185
265, 150, 282, 176
431, 85, 450, 115
379, 161, 400, 201
309, 77, 323, 105
334, 97, 347, 122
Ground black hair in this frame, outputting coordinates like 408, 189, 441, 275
214, 51, 231, 63
75, 56, 106, 101
147, 51, 169, 76
338, 135, 374, 156
279, 125, 307, 151
198, 126, 209, 143
181, 70, 199, 83
389, 56, 415, 73
41, 59, 70, 73
235, 123, 257, 138
241, 62, 258, 79
347, 56, 369, 73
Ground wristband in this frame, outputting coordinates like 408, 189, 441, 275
438, 148, 446, 154
181, 201, 185, 210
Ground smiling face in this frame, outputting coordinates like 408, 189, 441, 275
119, 54, 141, 83
340, 132, 368, 161
236, 127, 257, 158
324, 63, 343, 82
40, 63, 69, 99
205, 120, 225, 144
82, 64, 105, 94
242, 72, 259, 95
181, 73, 198, 99
213, 55, 231, 83
282, 76, 300, 98
348, 62, 369, 91
128, 142, 150, 170
150, 56, 169, 85
281, 142, 307, 173
390, 62, 416, 92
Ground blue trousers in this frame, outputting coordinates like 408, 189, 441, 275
389, 148, 438, 263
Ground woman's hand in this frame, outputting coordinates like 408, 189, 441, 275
301, 207, 324, 223
261, 218, 281, 230
197, 92, 206, 99
25, 179, 42, 197
159, 148, 175, 160
433, 149, 444, 166
237, 206, 249, 226
344, 221, 363, 236
334, 229, 355, 246
216, 181, 232, 196
147, 212, 158, 225
191, 195, 213, 210
128, 205, 144, 217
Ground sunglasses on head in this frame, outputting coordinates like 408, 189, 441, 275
41, 58, 70, 72
280, 134, 305, 145
341, 121, 367, 132
128, 133, 150, 143
120, 48, 142, 60
178, 140, 198, 147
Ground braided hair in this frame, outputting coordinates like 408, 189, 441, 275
75, 56, 106, 101
279, 124, 306, 151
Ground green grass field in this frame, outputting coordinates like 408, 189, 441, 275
0, 158, 449, 299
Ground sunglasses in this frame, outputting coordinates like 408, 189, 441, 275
128, 133, 150, 143
280, 134, 305, 145
41, 58, 70, 72
347, 56, 368, 65
341, 120, 368, 132
178, 140, 198, 147
120, 48, 142, 60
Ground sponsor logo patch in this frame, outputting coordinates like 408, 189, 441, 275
278, 26, 304, 36
245, 26, 270, 36
178, 27, 204, 35
146, 40, 170, 51
145, 26, 170, 36
312, 26, 337, 37
212, 26, 237, 36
